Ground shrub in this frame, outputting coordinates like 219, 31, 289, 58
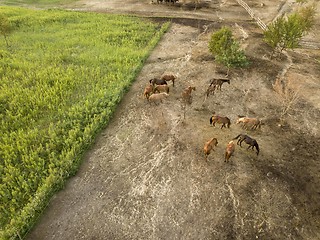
264, 4, 316, 53
208, 26, 249, 73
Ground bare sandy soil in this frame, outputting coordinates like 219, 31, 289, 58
26, 0, 320, 239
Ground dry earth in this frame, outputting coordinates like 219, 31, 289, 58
26, 0, 320, 239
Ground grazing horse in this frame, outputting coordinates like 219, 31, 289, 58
181, 86, 196, 104
225, 140, 235, 163
233, 134, 259, 155
210, 115, 231, 129
209, 78, 230, 91
149, 78, 167, 86
161, 74, 176, 87
203, 137, 218, 161
236, 116, 262, 130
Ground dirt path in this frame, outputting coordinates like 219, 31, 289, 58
26, 1, 320, 239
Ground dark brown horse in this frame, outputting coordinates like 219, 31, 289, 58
209, 78, 230, 91
233, 134, 259, 155
149, 78, 167, 86
210, 115, 231, 129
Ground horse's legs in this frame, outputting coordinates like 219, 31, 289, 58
224, 152, 228, 162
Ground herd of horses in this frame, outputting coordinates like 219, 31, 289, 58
142, 74, 261, 163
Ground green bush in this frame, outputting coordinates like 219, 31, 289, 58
208, 26, 249, 71
264, 4, 316, 53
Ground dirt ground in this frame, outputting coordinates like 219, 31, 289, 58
26, 0, 320, 239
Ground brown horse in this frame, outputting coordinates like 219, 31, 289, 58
236, 116, 262, 130
181, 86, 196, 104
210, 115, 231, 129
233, 134, 259, 155
225, 140, 235, 163
161, 74, 176, 87
203, 137, 218, 161
153, 84, 169, 94
209, 78, 230, 91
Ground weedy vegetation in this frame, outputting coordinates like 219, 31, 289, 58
0, 6, 169, 239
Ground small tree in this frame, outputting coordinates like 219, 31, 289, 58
264, 5, 316, 54
0, 13, 12, 47
272, 77, 300, 125
208, 26, 249, 74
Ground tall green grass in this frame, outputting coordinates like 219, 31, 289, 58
0, 6, 169, 239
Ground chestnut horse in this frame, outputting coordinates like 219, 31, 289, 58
203, 137, 218, 161
161, 74, 176, 87
210, 115, 231, 129
225, 140, 235, 162
233, 134, 259, 155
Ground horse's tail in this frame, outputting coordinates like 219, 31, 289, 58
227, 118, 231, 128
233, 134, 241, 140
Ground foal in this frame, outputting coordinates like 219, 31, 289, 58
203, 137, 218, 161
233, 134, 259, 155
181, 86, 196, 104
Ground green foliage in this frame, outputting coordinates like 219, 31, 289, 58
208, 26, 233, 56
0, 6, 169, 239
208, 26, 249, 70
264, 5, 316, 53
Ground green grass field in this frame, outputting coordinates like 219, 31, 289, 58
0, 6, 169, 239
